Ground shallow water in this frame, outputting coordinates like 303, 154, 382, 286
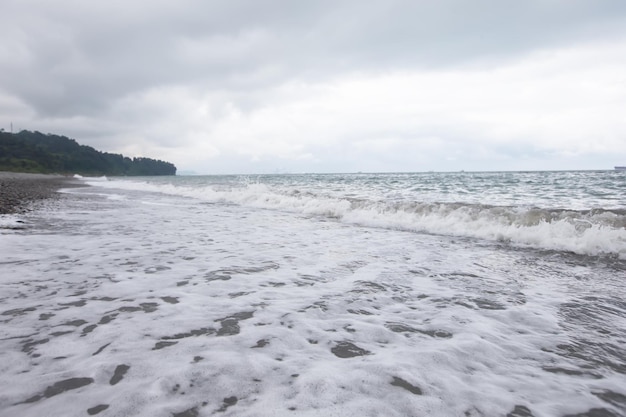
81, 171, 626, 258
1, 173, 625, 417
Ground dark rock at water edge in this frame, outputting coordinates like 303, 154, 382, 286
22, 377, 94, 403
87, 404, 110, 415
331, 341, 371, 358
110, 364, 130, 385
390, 376, 422, 395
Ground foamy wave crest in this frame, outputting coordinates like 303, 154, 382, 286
91, 179, 626, 258
78, 175, 109, 182
343, 202, 626, 258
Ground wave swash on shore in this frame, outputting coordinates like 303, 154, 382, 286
1, 171, 625, 417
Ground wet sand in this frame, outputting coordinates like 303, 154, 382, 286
0, 172, 86, 214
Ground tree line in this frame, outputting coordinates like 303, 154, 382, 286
0, 130, 176, 176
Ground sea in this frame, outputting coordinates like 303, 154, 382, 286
1, 170, 625, 417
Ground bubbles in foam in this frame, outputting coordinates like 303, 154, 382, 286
88, 173, 626, 258
2, 174, 624, 416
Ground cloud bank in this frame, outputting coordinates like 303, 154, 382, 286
2, 0, 626, 173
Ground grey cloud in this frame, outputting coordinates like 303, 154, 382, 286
3, 0, 626, 119
2, 0, 626, 174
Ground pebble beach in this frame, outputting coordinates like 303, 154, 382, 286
0, 172, 85, 215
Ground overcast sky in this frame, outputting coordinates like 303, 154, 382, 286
2, 1, 626, 174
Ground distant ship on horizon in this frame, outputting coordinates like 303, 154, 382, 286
615, 166, 626, 170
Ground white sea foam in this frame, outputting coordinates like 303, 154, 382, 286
77, 175, 109, 182
1, 181, 625, 416
0, 214, 26, 230
84, 176, 626, 258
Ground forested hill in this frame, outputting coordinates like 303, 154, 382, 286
0, 130, 176, 176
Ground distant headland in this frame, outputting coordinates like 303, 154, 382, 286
0, 130, 176, 176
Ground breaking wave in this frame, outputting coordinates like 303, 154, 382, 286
85, 178, 626, 258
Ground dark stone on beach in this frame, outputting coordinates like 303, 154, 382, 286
92, 342, 111, 356
230, 311, 255, 321
62, 319, 88, 327
44, 377, 93, 397
99, 314, 118, 324
23, 377, 94, 403
593, 390, 626, 409
217, 318, 241, 336
21, 338, 49, 354
93, 296, 117, 301
59, 299, 87, 307
118, 302, 159, 313
2, 306, 37, 316
215, 311, 255, 336
229, 291, 252, 298
145, 265, 172, 274
331, 341, 371, 358
242, 262, 280, 273
385, 322, 453, 339
563, 409, 620, 417
472, 297, 507, 310
542, 366, 602, 379
419, 329, 453, 339
206, 263, 279, 282
390, 376, 423, 395
506, 405, 534, 417
385, 323, 418, 333
351, 280, 387, 293
173, 407, 199, 417
141, 302, 159, 312
153, 341, 178, 350
39, 313, 55, 320
265, 281, 286, 287
347, 309, 373, 315
0, 172, 85, 215
87, 404, 110, 415
217, 396, 238, 412
252, 339, 269, 348
205, 270, 232, 281
110, 364, 130, 385
163, 327, 215, 340
82, 324, 98, 336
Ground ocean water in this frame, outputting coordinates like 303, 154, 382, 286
1, 170, 625, 417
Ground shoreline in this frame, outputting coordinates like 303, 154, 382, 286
0, 172, 87, 215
